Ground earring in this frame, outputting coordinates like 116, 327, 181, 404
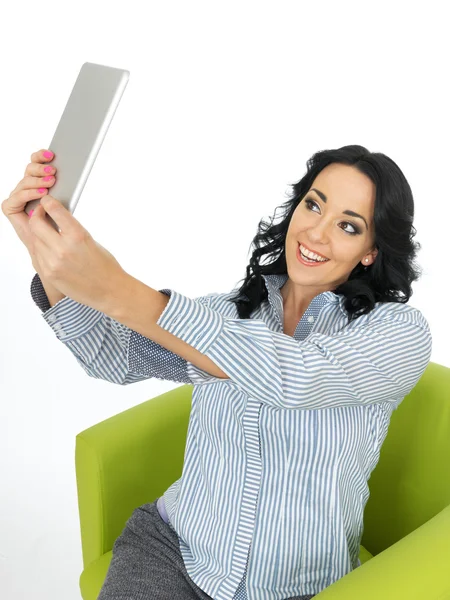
365, 259, 369, 263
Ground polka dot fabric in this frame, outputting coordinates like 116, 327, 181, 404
31, 272, 52, 313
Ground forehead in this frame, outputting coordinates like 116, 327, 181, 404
311, 164, 376, 212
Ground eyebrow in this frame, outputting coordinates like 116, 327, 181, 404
310, 188, 368, 231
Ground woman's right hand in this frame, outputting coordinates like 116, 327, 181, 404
2, 149, 57, 269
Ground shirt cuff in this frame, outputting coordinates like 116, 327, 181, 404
31, 273, 104, 341
41, 299, 105, 342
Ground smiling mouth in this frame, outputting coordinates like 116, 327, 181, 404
298, 243, 330, 264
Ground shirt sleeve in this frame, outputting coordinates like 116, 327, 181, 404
30, 272, 215, 386
156, 289, 433, 410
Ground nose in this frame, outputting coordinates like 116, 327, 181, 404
307, 220, 331, 247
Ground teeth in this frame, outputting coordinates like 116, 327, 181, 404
300, 244, 328, 262
303, 253, 320, 262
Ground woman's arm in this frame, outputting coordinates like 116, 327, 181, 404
105, 275, 229, 380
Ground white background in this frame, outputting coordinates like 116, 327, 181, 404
1, 1, 448, 598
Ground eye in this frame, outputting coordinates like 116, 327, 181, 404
304, 199, 361, 236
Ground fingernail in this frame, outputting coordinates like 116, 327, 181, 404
43, 151, 53, 159
29, 210, 34, 217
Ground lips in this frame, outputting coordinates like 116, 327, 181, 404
297, 243, 329, 266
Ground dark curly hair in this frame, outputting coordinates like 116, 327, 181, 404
229, 144, 423, 324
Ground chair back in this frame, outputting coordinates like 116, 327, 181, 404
362, 361, 450, 555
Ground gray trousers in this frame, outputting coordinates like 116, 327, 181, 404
97, 498, 316, 600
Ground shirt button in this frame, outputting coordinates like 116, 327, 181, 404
54, 323, 62, 330
47, 314, 57, 323
308, 315, 314, 323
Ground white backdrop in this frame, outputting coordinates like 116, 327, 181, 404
1, 1, 448, 598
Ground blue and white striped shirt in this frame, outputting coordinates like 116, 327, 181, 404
30, 272, 432, 600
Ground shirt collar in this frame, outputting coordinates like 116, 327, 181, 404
261, 273, 341, 305
261, 273, 344, 329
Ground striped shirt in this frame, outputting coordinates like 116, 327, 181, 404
30, 272, 432, 600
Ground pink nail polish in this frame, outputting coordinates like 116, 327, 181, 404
29, 210, 34, 217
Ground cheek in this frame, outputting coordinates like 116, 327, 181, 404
293, 211, 363, 261
333, 248, 359, 263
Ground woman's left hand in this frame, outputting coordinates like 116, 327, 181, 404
29, 194, 129, 312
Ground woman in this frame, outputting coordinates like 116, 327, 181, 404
3, 144, 432, 599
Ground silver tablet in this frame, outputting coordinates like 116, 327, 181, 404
25, 62, 130, 232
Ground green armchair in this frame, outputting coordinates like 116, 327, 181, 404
76, 361, 450, 600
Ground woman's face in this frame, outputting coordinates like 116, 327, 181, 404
285, 163, 378, 293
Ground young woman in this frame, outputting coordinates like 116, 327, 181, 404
4, 144, 432, 599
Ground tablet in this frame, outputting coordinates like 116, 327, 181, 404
25, 62, 130, 232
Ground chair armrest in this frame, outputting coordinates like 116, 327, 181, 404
75, 384, 192, 570
314, 503, 450, 599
